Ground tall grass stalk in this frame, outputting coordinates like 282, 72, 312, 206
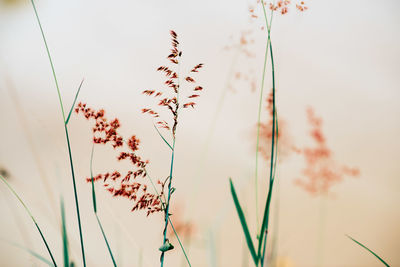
30, 1, 86, 266
254, 21, 272, 235
89, 145, 117, 267
144, 168, 192, 267
160, 138, 176, 267
0, 174, 57, 266
160, 54, 182, 267
230, 2, 279, 266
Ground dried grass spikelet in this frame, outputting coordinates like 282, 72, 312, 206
141, 30, 204, 138
76, 103, 162, 216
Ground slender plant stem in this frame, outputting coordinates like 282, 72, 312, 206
64, 124, 86, 267
161, 138, 176, 267
96, 214, 117, 267
255, 38, 270, 235
169, 216, 192, 267
259, 38, 277, 266
144, 169, 191, 266
0, 174, 57, 267
160, 47, 183, 267
30, 1, 86, 266
90, 145, 117, 267
257, 2, 278, 262
255, 0, 275, 240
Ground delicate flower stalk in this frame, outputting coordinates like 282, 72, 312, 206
231, 1, 307, 266
141, 30, 203, 266
30, 1, 86, 265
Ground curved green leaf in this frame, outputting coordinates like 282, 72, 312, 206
229, 178, 258, 265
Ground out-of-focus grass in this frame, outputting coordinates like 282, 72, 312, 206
30, 0, 86, 265
0, 173, 57, 266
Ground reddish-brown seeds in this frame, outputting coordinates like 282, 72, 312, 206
185, 77, 195, 83
76, 103, 162, 215
141, 30, 204, 138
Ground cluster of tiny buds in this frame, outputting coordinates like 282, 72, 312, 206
141, 30, 204, 137
76, 103, 162, 216
252, 0, 307, 16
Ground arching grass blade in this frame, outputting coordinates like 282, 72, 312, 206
229, 178, 258, 265
347, 235, 390, 266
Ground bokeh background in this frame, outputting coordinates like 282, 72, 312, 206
0, 0, 399, 266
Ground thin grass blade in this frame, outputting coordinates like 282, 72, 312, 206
61, 197, 69, 267
90, 145, 97, 213
95, 215, 117, 267
153, 124, 173, 150
168, 217, 192, 267
90, 146, 117, 267
0, 174, 57, 266
229, 178, 258, 265
30, 1, 86, 265
2, 240, 55, 267
347, 235, 390, 266
65, 79, 84, 125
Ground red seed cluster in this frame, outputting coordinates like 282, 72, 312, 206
296, 1, 308, 12
269, 0, 291, 15
295, 107, 359, 195
255, 0, 307, 15
141, 30, 204, 138
76, 103, 162, 216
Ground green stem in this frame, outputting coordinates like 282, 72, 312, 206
161, 138, 176, 267
255, 36, 270, 235
90, 145, 117, 267
96, 214, 117, 267
0, 174, 57, 267
61, 197, 69, 267
169, 217, 192, 267
145, 170, 191, 266
64, 126, 86, 267
30, 1, 86, 265
346, 235, 390, 267
255, 0, 274, 241
258, 39, 277, 266
257, 1, 277, 260
30, 0, 65, 120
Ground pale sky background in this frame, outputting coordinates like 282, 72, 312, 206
0, 0, 399, 266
